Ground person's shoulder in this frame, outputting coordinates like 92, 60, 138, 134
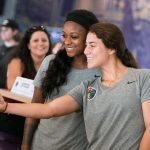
81, 76, 99, 87
131, 68, 150, 75
9, 57, 22, 65
130, 68, 150, 81
0, 44, 3, 48
8, 57, 23, 72
44, 54, 55, 62
0, 44, 6, 50
39, 54, 55, 69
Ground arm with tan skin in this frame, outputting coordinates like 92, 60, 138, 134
7, 58, 23, 90
139, 100, 150, 150
21, 87, 45, 150
0, 93, 80, 118
0, 83, 80, 150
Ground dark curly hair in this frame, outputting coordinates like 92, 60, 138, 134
41, 9, 99, 98
42, 49, 73, 98
10, 26, 52, 79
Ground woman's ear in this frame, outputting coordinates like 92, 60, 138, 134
108, 49, 116, 55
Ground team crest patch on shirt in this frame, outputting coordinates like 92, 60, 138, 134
87, 87, 96, 100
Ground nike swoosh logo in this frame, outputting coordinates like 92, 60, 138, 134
95, 75, 100, 78
127, 81, 136, 84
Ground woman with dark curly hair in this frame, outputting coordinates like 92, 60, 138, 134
0, 26, 51, 150
20, 10, 100, 150
7, 26, 52, 90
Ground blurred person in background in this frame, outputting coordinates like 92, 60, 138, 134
21, 9, 100, 150
0, 26, 52, 150
0, 19, 22, 89
7, 26, 52, 90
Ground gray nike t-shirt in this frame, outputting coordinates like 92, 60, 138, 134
32, 54, 100, 150
68, 68, 150, 150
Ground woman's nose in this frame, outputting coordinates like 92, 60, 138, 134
84, 46, 90, 55
64, 37, 72, 45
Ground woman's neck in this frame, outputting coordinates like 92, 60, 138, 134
101, 59, 128, 87
31, 54, 45, 71
72, 54, 87, 69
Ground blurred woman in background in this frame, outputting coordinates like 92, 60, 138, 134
7, 26, 52, 90
0, 26, 51, 150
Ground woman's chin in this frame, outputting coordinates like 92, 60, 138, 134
87, 63, 98, 69
66, 52, 75, 57
87, 64, 94, 69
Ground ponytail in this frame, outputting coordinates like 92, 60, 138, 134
117, 48, 138, 68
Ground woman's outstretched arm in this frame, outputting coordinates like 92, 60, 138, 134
0, 94, 80, 119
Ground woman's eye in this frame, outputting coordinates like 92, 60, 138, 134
33, 39, 38, 42
71, 36, 78, 39
61, 34, 65, 38
42, 39, 48, 42
90, 45, 95, 48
